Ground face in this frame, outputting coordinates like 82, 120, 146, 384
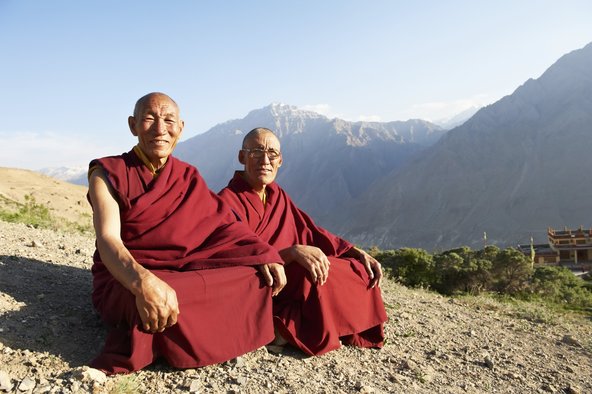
239, 131, 282, 191
128, 94, 184, 168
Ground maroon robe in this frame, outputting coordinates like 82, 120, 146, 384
219, 172, 387, 356
89, 151, 282, 374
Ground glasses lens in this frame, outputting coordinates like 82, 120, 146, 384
248, 149, 279, 159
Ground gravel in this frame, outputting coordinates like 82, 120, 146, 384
1, 220, 591, 393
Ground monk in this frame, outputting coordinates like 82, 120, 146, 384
87, 94, 286, 374
218, 127, 387, 356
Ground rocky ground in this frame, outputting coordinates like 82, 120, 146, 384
1, 220, 591, 394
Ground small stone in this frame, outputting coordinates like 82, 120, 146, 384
359, 386, 375, 393
18, 376, 36, 392
236, 376, 247, 385
30, 240, 43, 248
72, 366, 107, 384
188, 379, 201, 393
35, 383, 52, 393
401, 359, 418, 371
484, 356, 494, 369
0, 370, 13, 392
75, 249, 82, 254
234, 356, 245, 368
565, 385, 581, 394
561, 335, 580, 347
565, 365, 576, 373
542, 383, 557, 393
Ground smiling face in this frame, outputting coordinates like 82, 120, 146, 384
239, 129, 282, 193
128, 93, 184, 169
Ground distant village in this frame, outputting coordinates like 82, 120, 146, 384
518, 226, 592, 276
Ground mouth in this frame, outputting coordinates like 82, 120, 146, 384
150, 139, 170, 147
256, 168, 272, 175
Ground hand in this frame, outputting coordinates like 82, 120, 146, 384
357, 249, 383, 289
135, 273, 180, 333
259, 263, 287, 296
290, 245, 331, 285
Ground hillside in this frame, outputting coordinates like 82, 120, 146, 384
0, 167, 91, 230
338, 42, 592, 250
0, 188, 591, 392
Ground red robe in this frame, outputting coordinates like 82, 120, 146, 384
219, 172, 387, 356
89, 151, 282, 374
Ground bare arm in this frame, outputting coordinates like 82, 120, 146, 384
279, 245, 331, 285
89, 168, 179, 333
342, 247, 383, 288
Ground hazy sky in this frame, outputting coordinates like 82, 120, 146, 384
1, 1, 591, 170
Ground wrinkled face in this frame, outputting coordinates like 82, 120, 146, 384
128, 94, 184, 168
239, 132, 282, 191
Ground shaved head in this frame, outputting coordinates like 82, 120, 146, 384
133, 92, 179, 118
242, 127, 276, 149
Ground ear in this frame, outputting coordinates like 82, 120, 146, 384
278, 153, 283, 167
128, 116, 138, 136
238, 149, 246, 165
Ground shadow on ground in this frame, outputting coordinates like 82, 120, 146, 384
0, 255, 105, 366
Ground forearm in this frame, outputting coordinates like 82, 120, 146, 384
278, 246, 297, 265
96, 235, 152, 297
342, 246, 364, 259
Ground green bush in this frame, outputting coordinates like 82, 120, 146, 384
370, 244, 592, 315
0, 194, 53, 228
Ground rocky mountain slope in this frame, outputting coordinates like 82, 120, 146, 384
338, 42, 592, 250
174, 104, 445, 219
1, 220, 591, 393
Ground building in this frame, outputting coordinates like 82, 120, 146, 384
518, 227, 592, 272
547, 226, 592, 264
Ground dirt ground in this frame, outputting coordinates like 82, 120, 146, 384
1, 219, 591, 393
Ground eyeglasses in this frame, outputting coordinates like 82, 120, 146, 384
242, 148, 281, 160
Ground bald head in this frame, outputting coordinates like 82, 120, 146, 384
133, 92, 180, 118
242, 127, 278, 149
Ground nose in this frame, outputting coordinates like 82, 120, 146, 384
261, 152, 271, 164
151, 118, 168, 135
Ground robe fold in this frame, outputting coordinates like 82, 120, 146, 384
89, 151, 282, 374
219, 172, 387, 356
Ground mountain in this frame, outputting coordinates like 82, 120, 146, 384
38, 166, 88, 186
174, 104, 445, 219
337, 42, 592, 250
436, 106, 480, 129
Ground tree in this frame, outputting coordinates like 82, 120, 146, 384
380, 248, 435, 288
433, 248, 492, 295
491, 248, 532, 294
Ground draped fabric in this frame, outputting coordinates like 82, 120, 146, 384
219, 171, 387, 356
89, 151, 281, 374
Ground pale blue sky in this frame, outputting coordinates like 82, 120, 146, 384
1, 0, 591, 169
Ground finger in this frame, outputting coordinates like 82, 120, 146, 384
157, 316, 168, 332
167, 309, 178, 327
261, 265, 274, 287
375, 263, 383, 288
364, 260, 375, 280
